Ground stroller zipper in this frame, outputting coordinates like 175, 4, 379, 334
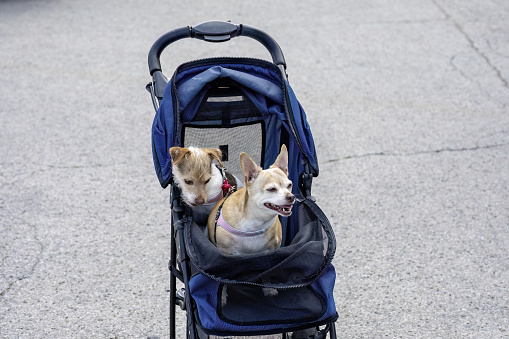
176, 56, 281, 74
282, 81, 319, 176
170, 70, 182, 147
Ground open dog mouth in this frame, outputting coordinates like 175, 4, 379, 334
264, 203, 293, 216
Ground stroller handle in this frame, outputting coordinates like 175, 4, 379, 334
148, 21, 287, 76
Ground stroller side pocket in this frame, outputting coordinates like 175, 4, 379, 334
217, 283, 325, 326
188, 265, 337, 334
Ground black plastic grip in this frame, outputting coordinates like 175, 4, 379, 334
147, 21, 287, 76
148, 26, 192, 75
239, 24, 286, 69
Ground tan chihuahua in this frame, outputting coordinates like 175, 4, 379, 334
208, 145, 295, 303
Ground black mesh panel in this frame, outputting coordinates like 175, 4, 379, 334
182, 81, 265, 179
183, 123, 264, 180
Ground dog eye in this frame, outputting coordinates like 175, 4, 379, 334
287, 183, 293, 189
267, 187, 277, 192
204, 178, 211, 184
184, 180, 194, 185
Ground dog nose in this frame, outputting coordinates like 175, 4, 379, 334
286, 195, 295, 203
195, 198, 205, 205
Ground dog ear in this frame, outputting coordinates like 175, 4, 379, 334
240, 153, 261, 184
204, 148, 223, 167
169, 147, 190, 164
271, 144, 289, 176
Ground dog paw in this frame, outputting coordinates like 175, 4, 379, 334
263, 287, 278, 297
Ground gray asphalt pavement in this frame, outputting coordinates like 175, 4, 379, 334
1, 0, 508, 338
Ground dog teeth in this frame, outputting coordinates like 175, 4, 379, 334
265, 203, 292, 213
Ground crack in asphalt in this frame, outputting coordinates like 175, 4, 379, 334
431, 0, 509, 90
325, 142, 509, 163
0, 222, 43, 298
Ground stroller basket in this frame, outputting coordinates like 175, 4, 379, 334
147, 21, 338, 338
186, 198, 337, 334
187, 199, 335, 286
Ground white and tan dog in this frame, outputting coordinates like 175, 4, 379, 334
170, 146, 239, 224
207, 145, 295, 255
208, 145, 295, 303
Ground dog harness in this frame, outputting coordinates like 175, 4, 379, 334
216, 207, 268, 237
213, 193, 269, 244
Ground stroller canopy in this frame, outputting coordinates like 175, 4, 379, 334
152, 58, 319, 189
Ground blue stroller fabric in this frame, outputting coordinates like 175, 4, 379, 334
189, 265, 337, 334
151, 59, 318, 189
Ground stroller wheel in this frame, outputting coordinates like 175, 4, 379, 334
292, 325, 334, 339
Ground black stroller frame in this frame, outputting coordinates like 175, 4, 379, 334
147, 21, 338, 339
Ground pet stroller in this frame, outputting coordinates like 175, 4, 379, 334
147, 21, 338, 339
